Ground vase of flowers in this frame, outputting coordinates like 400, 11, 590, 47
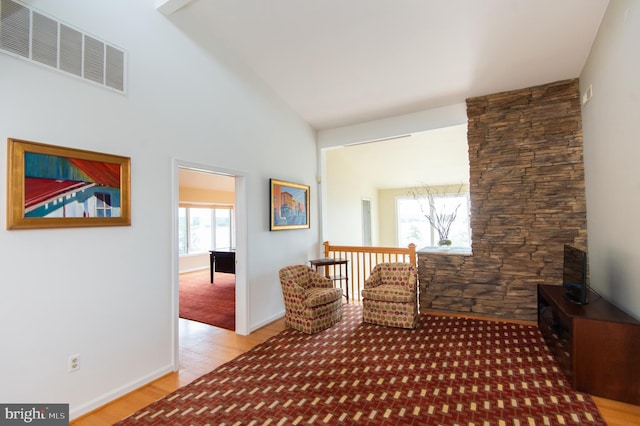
438, 239, 452, 249
409, 184, 462, 250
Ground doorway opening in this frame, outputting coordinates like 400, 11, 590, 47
172, 160, 249, 371
362, 199, 372, 246
178, 167, 236, 331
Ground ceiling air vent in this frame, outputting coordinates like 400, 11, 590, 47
0, 0, 127, 93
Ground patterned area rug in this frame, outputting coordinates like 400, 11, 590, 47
117, 304, 605, 425
179, 270, 235, 330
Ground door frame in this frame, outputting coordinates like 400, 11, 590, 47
171, 158, 249, 370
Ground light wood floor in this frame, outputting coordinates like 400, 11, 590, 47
72, 315, 640, 425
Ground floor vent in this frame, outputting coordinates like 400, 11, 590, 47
0, 0, 127, 93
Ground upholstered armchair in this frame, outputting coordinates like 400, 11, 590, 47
278, 265, 344, 334
361, 262, 419, 329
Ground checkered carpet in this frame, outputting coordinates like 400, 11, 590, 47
117, 304, 605, 425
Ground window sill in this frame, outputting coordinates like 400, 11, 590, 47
417, 247, 472, 255
179, 252, 210, 258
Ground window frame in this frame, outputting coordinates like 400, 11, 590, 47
178, 204, 234, 255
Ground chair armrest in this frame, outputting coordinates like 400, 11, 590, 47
404, 271, 417, 292
281, 283, 307, 306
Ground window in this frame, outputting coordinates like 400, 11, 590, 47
178, 206, 234, 255
397, 193, 471, 250
189, 208, 212, 253
95, 193, 112, 217
215, 208, 232, 249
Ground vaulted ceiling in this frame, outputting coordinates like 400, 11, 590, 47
161, 0, 609, 131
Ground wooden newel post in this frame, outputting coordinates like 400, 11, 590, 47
408, 243, 416, 267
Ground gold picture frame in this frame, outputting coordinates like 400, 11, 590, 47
6, 138, 131, 229
270, 178, 310, 231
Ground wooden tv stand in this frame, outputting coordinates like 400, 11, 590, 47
537, 284, 640, 405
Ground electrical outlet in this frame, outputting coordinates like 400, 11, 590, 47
68, 354, 81, 372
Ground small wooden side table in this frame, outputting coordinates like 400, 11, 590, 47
309, 257, 349, 300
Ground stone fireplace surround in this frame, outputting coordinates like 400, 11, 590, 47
418, 79, 587, 322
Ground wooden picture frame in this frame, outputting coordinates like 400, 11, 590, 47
6, 138, 131, 229
270, 178, 310, 231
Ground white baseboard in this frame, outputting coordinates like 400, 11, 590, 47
69, 364, 175, 421
250, 310, 285, 333
70, 310, 285, 419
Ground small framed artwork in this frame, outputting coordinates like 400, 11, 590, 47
6, 138, 131, 229
270, 178, 310, 231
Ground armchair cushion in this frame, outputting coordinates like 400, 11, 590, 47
304, 287, 343, 308
361, 284, 416, 303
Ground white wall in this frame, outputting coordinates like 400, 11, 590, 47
580, 0, 640, 319
324, 148, 379, 245
0, 0, 318, 418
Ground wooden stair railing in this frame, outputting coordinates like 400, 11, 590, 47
321, 241, 416, 302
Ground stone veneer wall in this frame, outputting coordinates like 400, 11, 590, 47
418, 79, 587, 321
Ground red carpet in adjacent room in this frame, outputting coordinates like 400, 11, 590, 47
117, 304, 605, 425
179, 269, 235, 330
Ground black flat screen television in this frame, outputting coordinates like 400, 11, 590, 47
562, 244, 589, 304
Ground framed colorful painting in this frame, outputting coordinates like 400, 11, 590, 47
6, 138, 131, 229
270, 178, 310, 231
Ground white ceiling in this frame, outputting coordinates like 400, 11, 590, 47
169, 0, 609, 130
179, 168, 235, 191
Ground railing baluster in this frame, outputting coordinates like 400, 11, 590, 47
352, 251, 358, 301
321, 242, 415, 304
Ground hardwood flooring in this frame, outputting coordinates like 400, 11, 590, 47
71, 318, 286, 425
72, 314, 640, 425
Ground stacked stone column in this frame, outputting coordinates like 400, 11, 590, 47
419, 79, 587, 321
